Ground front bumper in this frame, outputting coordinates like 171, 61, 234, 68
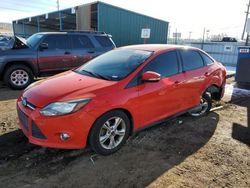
16, 99, 96, 149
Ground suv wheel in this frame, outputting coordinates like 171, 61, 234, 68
89, 110, 131, 155
188, 93, 212, 117
4, 65, 34, 90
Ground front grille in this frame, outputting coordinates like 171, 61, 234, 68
17, 107, 29, 131
32, 121, 46, 140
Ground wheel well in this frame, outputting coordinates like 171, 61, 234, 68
205, 84, 222, 101
1, 61, 36, 79
86, 108, 134, 146
116, 108, 134, 135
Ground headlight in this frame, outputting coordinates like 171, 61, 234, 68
40, 98, 91, 116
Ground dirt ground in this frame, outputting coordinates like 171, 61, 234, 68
0, 78, 249, 188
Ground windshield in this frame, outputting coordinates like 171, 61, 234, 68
76, 49, 153, 81
26, 34, 43, 48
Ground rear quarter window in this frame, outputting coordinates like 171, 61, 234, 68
180, 50, 204, 71
95, 36, 113, 47
200, 52, 214, 65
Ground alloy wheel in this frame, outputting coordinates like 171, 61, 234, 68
189, 97, 209, 117
99, 117, 126, 150
10, 69, 29, 86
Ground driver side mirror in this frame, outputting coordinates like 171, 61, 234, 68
39, 43, 48, 50
142, 71, 161, 82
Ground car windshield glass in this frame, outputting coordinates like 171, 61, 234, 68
75, 49, 153, 81
26, 34, 43, 48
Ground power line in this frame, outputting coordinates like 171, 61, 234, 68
0, 0, 75, 14
0, 6, 32, 12
0, 0, 58, 13
1, 0, 51, 9
12, 0, 56, 7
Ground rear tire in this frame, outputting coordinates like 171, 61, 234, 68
3, 64, 34, 90
89, 110, 131, 155
188, 93, 212, 117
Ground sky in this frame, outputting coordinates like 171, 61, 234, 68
0, 0, 247, 39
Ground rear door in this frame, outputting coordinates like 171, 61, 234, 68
37, 34, 73, 72
178, 49, 208, 108
70, 34, 97, 68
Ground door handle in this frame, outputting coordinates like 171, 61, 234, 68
173, 81, 180, 87
62, 59, 70, 62
64, 51, 71, 55
88, 51, 95, 54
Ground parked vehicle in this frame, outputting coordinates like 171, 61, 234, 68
221, 37, 237, 42
17, 44, 226, 155
211, 36, 238, 42
0, 35, 14, 51
0, 31, 115, 89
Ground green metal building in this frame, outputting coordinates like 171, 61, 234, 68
13, 2, 169, 47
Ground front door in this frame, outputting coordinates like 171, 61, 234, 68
38, 34, 73, 73
136, 50, 184, 128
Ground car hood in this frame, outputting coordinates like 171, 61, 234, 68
12, 36, 29, 49
23, 71, 117, 108
0, 36, 28, 51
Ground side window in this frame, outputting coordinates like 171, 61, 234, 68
200, 52, 214, 65
71, 35, 94, 49
42, 35, 68, 50
95, 36, 113, 47
143, 51, 179, 78
180, 50, 204, 71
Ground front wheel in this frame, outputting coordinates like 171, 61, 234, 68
188, 93, 212, 117
89, 110, 131, 155
4, 64, 34, 90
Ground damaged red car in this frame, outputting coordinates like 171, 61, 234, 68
17, 45, 226, 155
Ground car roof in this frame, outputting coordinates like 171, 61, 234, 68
120, 44, 200, 52
35, 31, 109, 36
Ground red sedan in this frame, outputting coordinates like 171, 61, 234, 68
17, 45, 226, 155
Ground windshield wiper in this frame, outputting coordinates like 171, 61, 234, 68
94, 73, 112, 81
80, 70, 112, 81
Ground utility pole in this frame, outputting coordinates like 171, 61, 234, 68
57, 0, 62, 31
201, 28, 206, 50
206, 30, 210, 41
167, 25, 171, 44
242, 0, 250, 40
175, 28, 178, 44
57, 0, 59, 11
189, 31, 192, 41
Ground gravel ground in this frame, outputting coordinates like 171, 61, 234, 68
0, 79, 249, 188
